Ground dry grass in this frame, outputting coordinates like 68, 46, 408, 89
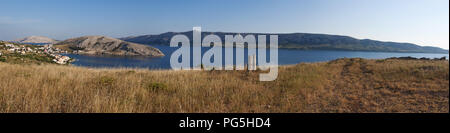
0, 58, 448, 113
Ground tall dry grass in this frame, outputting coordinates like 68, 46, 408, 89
0, 58, 448, 113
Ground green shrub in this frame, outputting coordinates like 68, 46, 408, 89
98, 76, 115, 87
144, 82, 170, 93
0, 57, 6, 62
126, 70, 136, 74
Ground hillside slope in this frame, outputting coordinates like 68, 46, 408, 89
54, 36, 164, 56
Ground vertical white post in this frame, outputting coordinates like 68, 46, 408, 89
253, 54, 257, 70
192, 27, 202, 70
248, 55, 253, 70
248, 54, 257, 70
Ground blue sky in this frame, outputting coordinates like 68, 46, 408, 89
0, 0, 448, 49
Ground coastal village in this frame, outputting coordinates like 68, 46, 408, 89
0, 41, 72, 64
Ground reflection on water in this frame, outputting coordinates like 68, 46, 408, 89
63, 44, 449, 69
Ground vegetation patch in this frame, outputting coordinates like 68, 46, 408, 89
0, 58, 447, 113
98, 76, 116, 87
144, 82, 172, 93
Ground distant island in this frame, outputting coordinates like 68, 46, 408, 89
121, 31, 449, 54
11, 36, 59, 44
53, 36, 165, 57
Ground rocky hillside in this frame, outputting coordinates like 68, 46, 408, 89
12, 36, 58, 44
54, 36, 164, 56
121, 31, 449, 53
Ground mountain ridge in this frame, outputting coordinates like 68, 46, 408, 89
54, 36, 164, 56
11, 36, 58, 44
121, 31, 448, 54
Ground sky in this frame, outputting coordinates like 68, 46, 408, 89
0, 0, 448, 49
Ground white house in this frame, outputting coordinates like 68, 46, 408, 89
5, 44, 15, 48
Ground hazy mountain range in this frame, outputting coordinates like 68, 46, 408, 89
11, 36, 58, 44
121, 31, 449, 53
7, 31, 449, 54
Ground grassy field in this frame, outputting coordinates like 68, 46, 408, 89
0, 58, 448, 113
